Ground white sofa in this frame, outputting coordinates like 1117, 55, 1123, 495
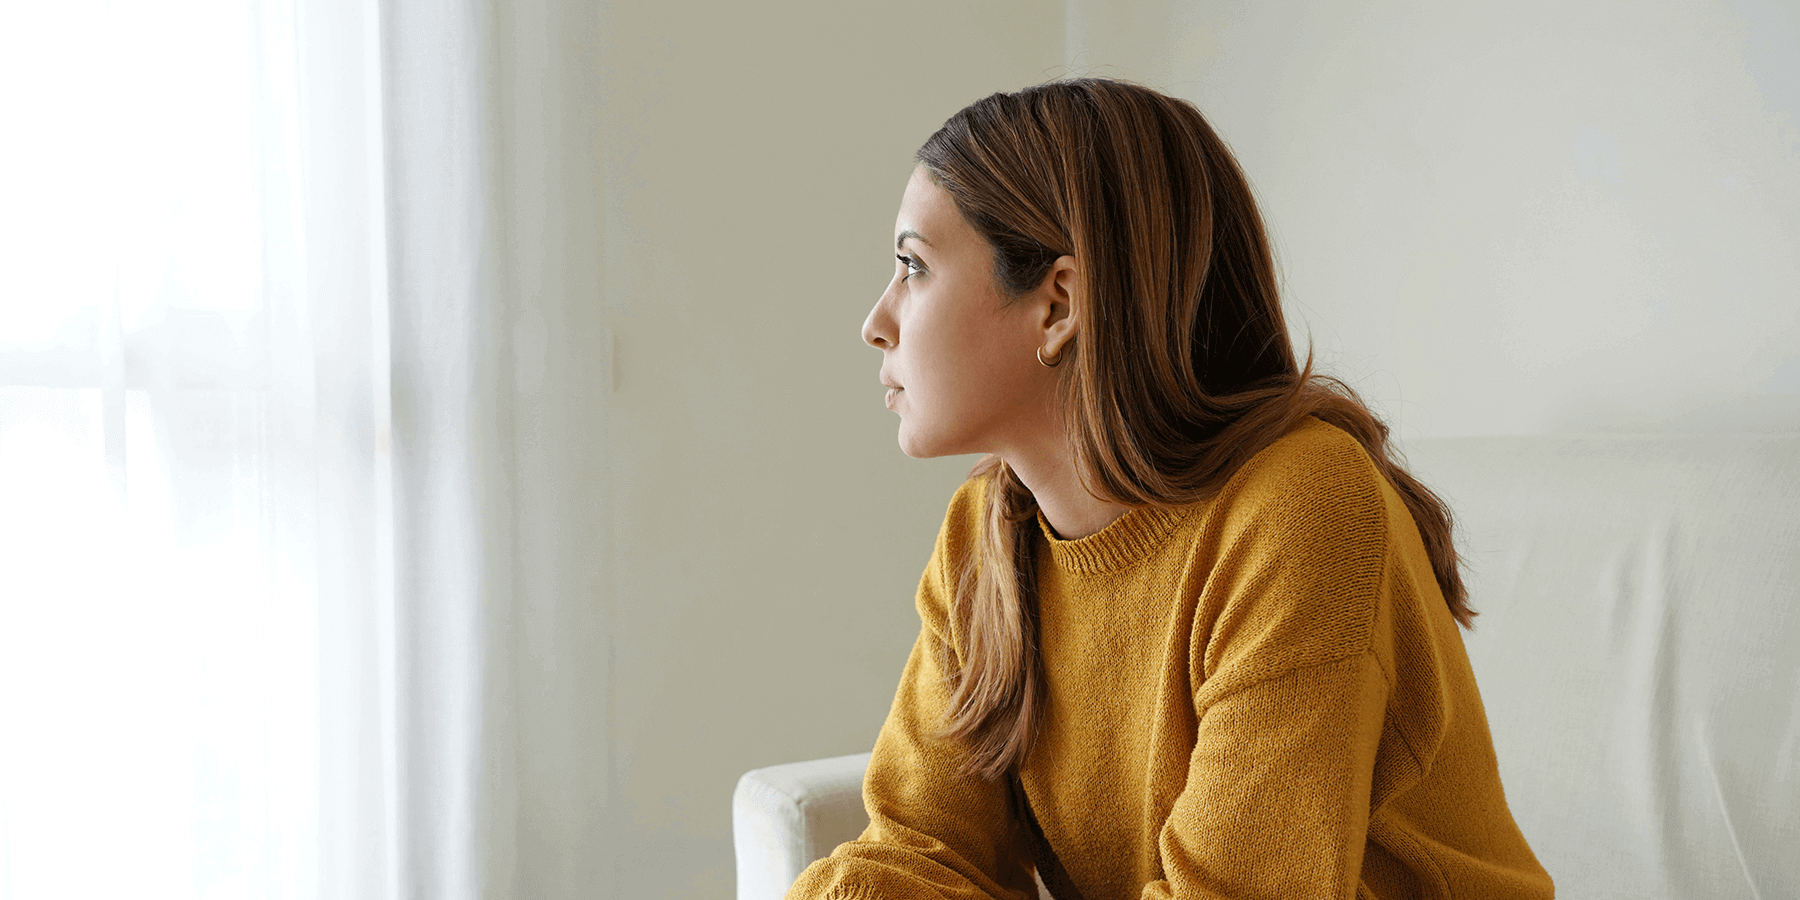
735, 434, 1800, 900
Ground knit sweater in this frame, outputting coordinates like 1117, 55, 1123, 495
788, 418, 1554, 900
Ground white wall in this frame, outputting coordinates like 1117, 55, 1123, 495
494, 2, 1064, 897
1068, 0, 1800, 438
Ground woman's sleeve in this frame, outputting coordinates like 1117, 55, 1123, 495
1141, 444, 1437, 900
786, 482, 1038, 900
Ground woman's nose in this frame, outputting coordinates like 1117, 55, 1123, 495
863, 287, 896, 350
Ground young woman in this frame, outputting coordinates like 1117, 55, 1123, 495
791, 79, 1552, 900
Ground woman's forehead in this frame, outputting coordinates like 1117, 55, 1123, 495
894, 170, 967, 249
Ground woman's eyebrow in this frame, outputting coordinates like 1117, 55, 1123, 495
896, 229, 931, 251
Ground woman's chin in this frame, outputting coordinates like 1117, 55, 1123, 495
896, 425, 934, 460
897, 428, 964, 460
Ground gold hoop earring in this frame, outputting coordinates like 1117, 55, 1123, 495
1036, 346, 1062, 368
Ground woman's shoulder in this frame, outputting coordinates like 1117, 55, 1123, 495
1212, 416, 1387, 519
1180, 416, 1398, 568
1232, 414, 1379, 482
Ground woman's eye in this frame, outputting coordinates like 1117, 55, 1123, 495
896, 254, 924, 280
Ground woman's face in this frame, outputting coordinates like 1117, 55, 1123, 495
862, 167, 1056, 459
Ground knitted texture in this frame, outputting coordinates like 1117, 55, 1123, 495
788, 419, 1553, 900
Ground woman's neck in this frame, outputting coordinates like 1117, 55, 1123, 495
1005, 448, 1129, 541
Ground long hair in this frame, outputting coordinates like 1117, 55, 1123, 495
916, 78, 1473, 782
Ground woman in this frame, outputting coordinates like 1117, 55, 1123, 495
791, 79, 1552, 900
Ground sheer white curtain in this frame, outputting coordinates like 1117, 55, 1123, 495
0, 1, 516, 897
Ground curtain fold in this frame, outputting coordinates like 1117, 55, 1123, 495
0, 1, 517, 897
379, 0, 519, 897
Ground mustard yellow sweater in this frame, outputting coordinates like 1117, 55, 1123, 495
789, 419, 1553, 900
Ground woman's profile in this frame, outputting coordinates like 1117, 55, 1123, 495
791, 78, 1552, 900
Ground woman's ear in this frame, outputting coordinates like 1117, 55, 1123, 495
1037, 255, 1081, 361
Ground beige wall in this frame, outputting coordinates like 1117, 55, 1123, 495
1068, 0, 1800, 438
497, 0, 1797, 897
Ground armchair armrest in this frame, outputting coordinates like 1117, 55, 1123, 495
733, 752, 872, 900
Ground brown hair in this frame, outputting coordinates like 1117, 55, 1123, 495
916, 77, 1473, 782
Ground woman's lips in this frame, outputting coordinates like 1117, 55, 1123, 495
885, 386, 902, 409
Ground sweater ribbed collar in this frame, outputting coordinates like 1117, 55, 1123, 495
1036, 502, 1191, 574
